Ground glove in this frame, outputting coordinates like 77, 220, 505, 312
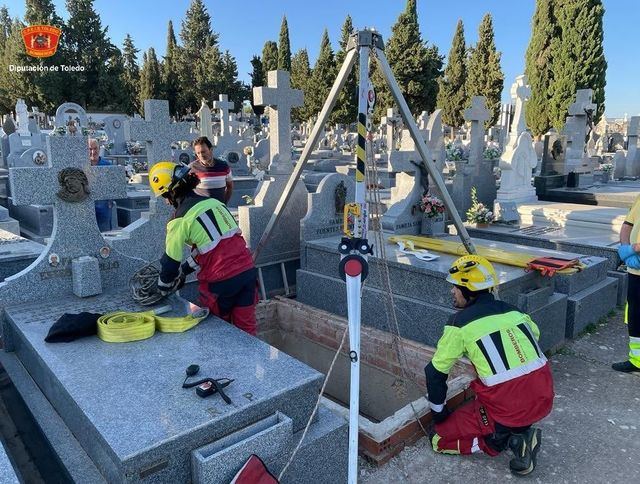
618, 244, 636, 261
157, 271, 186, 296
431, 406, 451, 424
625, 254, 640, 270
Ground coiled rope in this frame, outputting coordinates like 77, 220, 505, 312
130, 261, 165, 306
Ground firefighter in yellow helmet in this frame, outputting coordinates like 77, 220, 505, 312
149, 161, 258, 335
424, 255, 554, 477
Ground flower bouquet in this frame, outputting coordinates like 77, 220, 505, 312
466, 187, 494, 226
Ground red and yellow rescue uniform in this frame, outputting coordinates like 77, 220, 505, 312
425, 292, 554, 455
159, 191, 257, 335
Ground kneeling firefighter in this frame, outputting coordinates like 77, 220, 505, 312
149, 161, 258, 335
424, 255, 554, 476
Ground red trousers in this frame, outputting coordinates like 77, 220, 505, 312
431, 399, 501, 456
198, 269, 258, 336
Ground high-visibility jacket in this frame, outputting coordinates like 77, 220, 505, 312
159, 191, 254, 287
425, 293, 554, 427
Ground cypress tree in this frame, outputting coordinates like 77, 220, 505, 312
437, 19, 467, 127
525, 0, 559, 137
177, 0, 222, 113
25, 0, 63, 26
121, 34, 140, 114
290, 48, 312, 122
63, 0, 125, 110
0, 6, 10, 52
0, 20, 32, 113
162, 20, 180, 116
331, 14, 357, 125
277, 15, 291, 71
466, 13, 504, 127
262, 40, 278, 72
550, 0, 606, 129
372, 0, 443, 119
180, 0, 217, 51
139, 48, 162, 107
250, 55, 265, 116
307, 29, 335, 120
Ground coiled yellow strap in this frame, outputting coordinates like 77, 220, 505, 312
97, 309, 208, 343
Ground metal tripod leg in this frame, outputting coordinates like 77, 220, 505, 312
374, 49, 477, 254
252, 48, 359, 262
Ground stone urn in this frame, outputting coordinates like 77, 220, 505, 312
421, 213, 446, 236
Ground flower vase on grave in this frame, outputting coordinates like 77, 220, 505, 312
475, 222, 490, 229
421, 213, 446, 236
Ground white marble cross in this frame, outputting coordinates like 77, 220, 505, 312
213, 94, 234, 137
253, 70, 303, 173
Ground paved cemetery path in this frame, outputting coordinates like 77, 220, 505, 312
362, 308, 640, 484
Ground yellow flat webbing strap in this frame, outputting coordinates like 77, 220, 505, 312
97, 311, 156, 343
97, 309, 209, 343
389, 235, 585, 274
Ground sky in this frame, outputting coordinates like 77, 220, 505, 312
5, 0, 638, 118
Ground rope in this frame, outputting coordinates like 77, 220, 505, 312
278, 318, 349, 481
367, 151, 431, 439
130, 262, 165, 306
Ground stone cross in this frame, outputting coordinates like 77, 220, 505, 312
213, 94, 234, 137
130, 99, 194, 167
563, 89, 596, 172
507, 75, 531, 147
115, 99, 195, 261
381, 108, 402, 151
464, 96, 491, 167
253, 70, 303, 174
1, 135, 128, 304
568, 89, 597, 117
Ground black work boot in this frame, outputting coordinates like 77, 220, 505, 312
612, 361, 640, 373
508, 428, 541, 476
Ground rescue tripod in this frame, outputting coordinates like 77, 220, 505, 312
253, 30, 477, 483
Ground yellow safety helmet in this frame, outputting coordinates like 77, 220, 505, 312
149, 161, 190, 197
446, 255, 498, 291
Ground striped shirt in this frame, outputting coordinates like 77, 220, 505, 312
189, 159, 232, 202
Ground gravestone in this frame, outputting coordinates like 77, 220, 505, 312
624, 116, 639, 177
563, 89, 596, 174
0, 135, 128, 303
212, 95, 250, 175
534, 130, 568, 196
381, 108, 402, 152
300, 173, 355, 264
613, 149, 627, 180
102, 115, 128, 155
426, 109, 446, 175
253, 70, 303, 175
240, 71, 307, 267
452, 96, 496, 215
495, 75, 538, 222
381, 125, 433, 234
54, 102, 88, 132
108, 99, 194, 262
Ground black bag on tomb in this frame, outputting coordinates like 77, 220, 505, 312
45, 312, 103, 343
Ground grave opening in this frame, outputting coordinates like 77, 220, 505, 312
256, 297, 475, 465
